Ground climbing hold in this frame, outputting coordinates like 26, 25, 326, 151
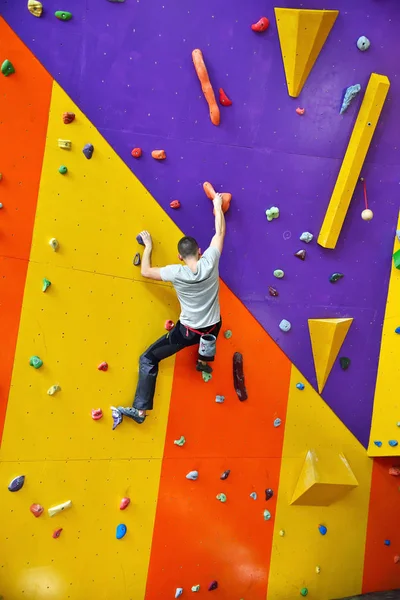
58, 139, 71, 150
52, 528, 63, 539
203, 182, 232, 214
224, 330, 232, 339
192, 49, 220, 127
29, 356, 43, 369
215, 395, 225, 404
47, 385, 61, 396
274, 418, 282, 427
389, 468, 400, 477
393, 249, 400, 269
329, 272, 344, 283
48, 500, 72, 517
42, 278, 51, 292
97, 362, 108, 371
296, 107, 305, 115
83, 143, 94, 159
268, 286, 279, 297
62, 112, 75, 124
300, 232, 313, 243
389, 440, 398, 447
361, 208, 373, 221
273, 269, 284, 279
202, 371, 212, 382
133, 252, 141, 267
316, 566, 321, 574
395, 327, 400, 334
219, 88, 232, 106
55, 10, 72, 20
394, 556, 400, 564
107, 0, 126, 2
8, 475, 25, 492
208, 581, 218, 591
116, 524, 127, 539
294, 249, 306, 260
384, 539, 391, 546
170, 200, 181, 209
58, 165, 68, 175
91, 408, 103, 421
165, 320, 175, 331
251, 17, 269, 32
279, 529, 285, 537
233, 352, 248, 401
300, 588, 308, 597
296, 383, 305, 390
220, 470, 230, 480
151, 150, 166, 160
136, 234, 144, 246
266, 206, 280, 221
250, 492, 257, 500
174, 436, 186, 446
279, 319, 291, 332
265, 488, 274, 500
318, 524, 327, 535
1, 59, 15, 77
175, 589, 184, 598
340, 84, 361, 114
28, 0, 43, 16
357, 36, 370, 51
397, 422, 400, 428
263, 509, 271, 520
216, 493, 227, 503
30, 503, 44, 517
120, 497, 130, 510
191, 585, 200, 593
131, 148, 142, 158
374, 441, 382, 447
186, 471, 198, 481
49, 238, 59, 251
339, 357, 350, 370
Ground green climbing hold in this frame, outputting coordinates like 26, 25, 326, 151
216, 493, 227, 503
300, 588, 308, 597
174, 436, 186, 447
224, 329, 232, 339
263, 509, 271, 521
29, 356, 43, 369
329, 272, 344, 283
58, 165, 68, 175
55, 10, 72, 20
1, 59, 15, 77
393, 249, 400, 270
202, 371, 212, 382
273, 269, 284, 279
191, 585, 200, 592
339, 356, 350, 370
42, 278, 51, 292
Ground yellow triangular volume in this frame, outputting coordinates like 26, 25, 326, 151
308, 318, 353, 393
274, 8, 339, 97
291, 449, 359, 506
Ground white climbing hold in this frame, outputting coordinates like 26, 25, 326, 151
191, 585, 200, 592
186, 470, 198, 481
174, 436, 186, 446
49, 238, 59, 251
250, 492, 257, 500
47, 385, 61, 396
300, 232, 313, 243
279, 319, 291, 332
274, 418, 281, 427
263, 509, 271, 521
175, 588, 183, 598
357, 36, 370, 51
215, 395, 225, 403
48, 500, 72, 517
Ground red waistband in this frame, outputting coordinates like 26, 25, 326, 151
185, 323, 217, 337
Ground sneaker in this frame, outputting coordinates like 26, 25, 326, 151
196, 361, 213, 374
111, 406, 123, 430
117, 406, 146, 425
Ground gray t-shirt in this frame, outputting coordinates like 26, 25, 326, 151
160, 246, 220, 329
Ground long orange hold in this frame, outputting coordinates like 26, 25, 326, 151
192, 49, 220, 126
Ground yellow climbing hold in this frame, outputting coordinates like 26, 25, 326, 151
275, 8, 339, 97
291, 449, 358, 506
308, 317, 353, 393
27, 0, 43, 17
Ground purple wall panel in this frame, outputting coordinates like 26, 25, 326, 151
2, 0, 400, 446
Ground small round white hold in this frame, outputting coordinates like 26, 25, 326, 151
361, 208, 373, 221
357, 36, 370, 51
0, 203, 3, 209
279, 319, 291, 332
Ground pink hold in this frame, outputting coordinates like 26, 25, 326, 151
52, 528, 63, 539
296, 107, 305, 115
120, 497, 131, 510
30, 503, 44, 518
164, 320, 175, 331
91, 408, 103, 420
97, 361, 108, 371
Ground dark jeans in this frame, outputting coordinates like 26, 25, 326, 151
133, 318, 222, 412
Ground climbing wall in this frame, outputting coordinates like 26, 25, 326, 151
1, 1, 400, 599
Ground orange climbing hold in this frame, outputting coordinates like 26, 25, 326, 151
131, 147, 142, 158
389, 467, 400, 477
30, 503, 44, 517
151, 150, 166, 160
165, 320, 175, 331
219, 88, 232, 107
170, 200, 181, 209
192, 49, 220, 126
251, 17, 269, 32
203, 181, 231, 214
296, 107, 305, 115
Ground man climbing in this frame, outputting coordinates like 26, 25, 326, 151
111, 192, 226, 429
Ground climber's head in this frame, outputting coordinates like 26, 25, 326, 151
178, 236, 200, 262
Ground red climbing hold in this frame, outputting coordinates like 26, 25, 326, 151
170, 200, 181, 209
394, 555, 400, 564
62, 112, 75, 124
97, 361, 108, 371
268, 286, 279, 297
52, 528, 63, 539
208, 581, 218, 591
296, 107, 305, 116
219, 88, 232, 107
120, 497, 130, 510
91, 408, 103, 420
131, 147, 142, 158
165, 320, 175, 331
30, 503, 44, 517
203, 181, 232, 214
151, 150, 166, 160
389, 467, 400, 477
251, 17, 269, 32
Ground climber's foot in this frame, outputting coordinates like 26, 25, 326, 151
111, 406, 123, 430
196, 360, 213, 374
117, 406, 146, 424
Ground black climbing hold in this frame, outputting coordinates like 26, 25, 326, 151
329, 272, 344, 283
339, 357, 350, 370
133, 253, 141, 266
8, 475, 25, 492
208, 581, 218, 591
265, 488, 274, 501
233, 352, 248, 401
220, 470, 230, 480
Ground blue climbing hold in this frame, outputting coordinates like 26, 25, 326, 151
389, 440, 398, 447
340, 84, 361, 114
395, 327, 400, 334
318, 524, 327, 535
384, 539, 391, 546
374, 441, 382, 447
82, 143, 94, 159
116, 523, 127, 539
136, 234, 144, 246
8, 475, 25, 492
296, 382, 305, 391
